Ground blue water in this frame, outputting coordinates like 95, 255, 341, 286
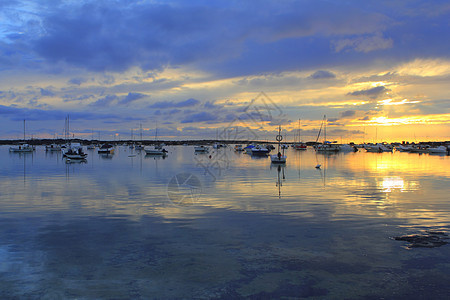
1, 145, 449, 299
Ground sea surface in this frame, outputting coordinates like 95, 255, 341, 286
1, 145, 449, 299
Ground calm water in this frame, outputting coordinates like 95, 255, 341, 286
1, 145, 449, 299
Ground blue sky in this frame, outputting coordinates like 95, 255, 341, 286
1, 0, 449, 142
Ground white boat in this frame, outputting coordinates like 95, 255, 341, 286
144, 145, 168, 156
427, 146, 447, 154
251, 145, 270, 156
64, 145, 87, 159
86, 144, 96, 150
10, 143, 35, 153
10, 120, 35, 153
213, 143, 225, 149
314, 115, 340, 153
271, 126, 287, 164
315, 143, 340, 152
364, 143, 393, 152
45, 144, 62, 151
395, 144, 413, 152
194, 145, 209, 153
339, 144, 358, 152
98, 144, 114, 154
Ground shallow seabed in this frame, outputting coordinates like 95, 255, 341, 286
1, 145, 449, 299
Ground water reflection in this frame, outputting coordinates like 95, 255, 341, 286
0, 145, 449, 298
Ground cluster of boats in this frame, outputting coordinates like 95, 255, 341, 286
8, 140, 448, 165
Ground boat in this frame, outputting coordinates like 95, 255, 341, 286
427, 146, 447, 154
144, 145, 168, 156
395, 144, 413, 152
293, 143, 307, 150
213, 143, 225, 149
10, 143, 35, 153
364, 143, 393, 153
45, 144, 62, 151
314, 115, 340, 153
244, 144, 255, 154
251, 145, 270, 156
293, 119, 307, 150
234, 144, 244, 152
339, 144, 358, 152
9, 120, 35, 153
64, 145, 87, 159
98, 144, 114, 154
270, 126, 287, 164
86, 144, 96, 150
315, 142, 340, 152
194, 145, 209, 153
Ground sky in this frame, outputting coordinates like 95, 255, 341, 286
0, 0, 449, 142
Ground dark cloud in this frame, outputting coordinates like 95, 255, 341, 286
40, 88, 54, 97
148, 98, 200, 109
347, 86, 390, 99
176, 98, 200, 107
68, 77, 87, 85
89, 95, 118, 107
204, 100, 220, 109
340, 110, 356, 118
119, 92, 147, 105
0, 104, 120, 121
309, 70, 336, 79
181, 111, 217, 123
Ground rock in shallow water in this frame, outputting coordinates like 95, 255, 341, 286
393, 231, 449, 248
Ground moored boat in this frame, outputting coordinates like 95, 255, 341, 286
10, 143, 35, 153
144, 145, 168, 156
270, 126, 287, 164
194, 145, 209, 153
251, 145, 270, 156
98, 144, 114, 154
45, 144, 62, 151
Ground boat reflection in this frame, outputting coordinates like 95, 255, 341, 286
270, 164, 286, 198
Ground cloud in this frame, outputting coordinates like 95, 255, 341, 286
68, 77, 87, 85
119, 92, 146, 105
309, 70, 336, 79
89, 95, 118, 107
181, 111, 217, 123
176, 98, 200, 107
333, 33, 393, 53
347, 86, 390, 99
0, 104, 121, 121
148, 98, 200, 109
340, 110, 356, 118
40, 88, 54, 97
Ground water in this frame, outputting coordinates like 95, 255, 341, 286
1, 145, 449, 299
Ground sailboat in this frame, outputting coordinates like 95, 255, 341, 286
144, 122, 168, 156
61, 115, 88, 160
9, 120, 35, 152
135, 124, 145, 150
314, 115, 340, 152
270, 126, 287, 164
293, 119, 307, 150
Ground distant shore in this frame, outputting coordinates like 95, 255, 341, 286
1, 139, 449, 146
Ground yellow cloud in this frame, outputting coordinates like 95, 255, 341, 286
397, 58, 450, 77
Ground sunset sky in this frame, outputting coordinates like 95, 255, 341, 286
1, 0, 449, 142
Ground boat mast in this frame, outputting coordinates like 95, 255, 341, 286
23, 119, 26, 141
299, 119, 301, 143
